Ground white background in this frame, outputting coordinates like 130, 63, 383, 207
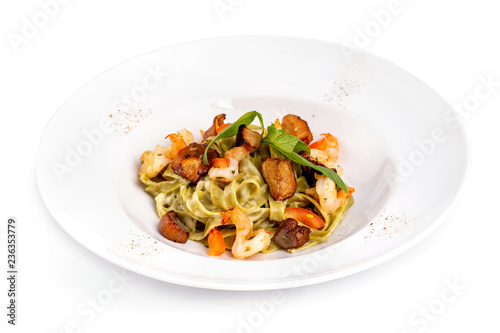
1, 0, 499, 332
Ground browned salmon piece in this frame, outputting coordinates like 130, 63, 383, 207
235, 125, 261, 153
171, 142, 218, 183
281, 114, 313, 144
159, 211, 189, 243
261, 158, 297, 201
273, 218, 310, 249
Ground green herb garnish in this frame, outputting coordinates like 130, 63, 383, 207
261, 123, 310, 154
261, 124, 348, 193
203, 111, 265, 165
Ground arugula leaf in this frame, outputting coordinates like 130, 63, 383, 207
293, 140, 311, 154
262, 124, 348, 193
262, 124, 311, 154
203, 111, 265, 165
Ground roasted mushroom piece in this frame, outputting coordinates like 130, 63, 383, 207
235, 125, 261, 153
171, 142, 218, 183
261, 158, 297, 201
159, 211, 189, 243
202, 114, 226, 141
281, 114, 313, 145
273, 218, 310, 249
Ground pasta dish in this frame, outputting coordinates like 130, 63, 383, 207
138, 111, 354, 259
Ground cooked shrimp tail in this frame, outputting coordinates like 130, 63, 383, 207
315, 175, 354, 214
222, 207, 271, 260
208, 146, 250, 183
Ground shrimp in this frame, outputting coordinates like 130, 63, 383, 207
208, 146, 250, 182
177, 128, 195, 144
225, 146, 251, 160
164, 128, 194, 159
139, 145, 172, 178
315, 175, 355, 214
309, 133, 342, 175
222, 207, 271, 260
138, 129, 194, 178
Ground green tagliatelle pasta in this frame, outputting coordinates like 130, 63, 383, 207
140, 140, 353, 254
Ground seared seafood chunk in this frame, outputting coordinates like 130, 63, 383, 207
261, 158, 297, 201
281, 114, 313, 144
171, 142, 218, 183
235, 125, 261, 153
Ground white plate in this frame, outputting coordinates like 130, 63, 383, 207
36, 36, 469, 290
